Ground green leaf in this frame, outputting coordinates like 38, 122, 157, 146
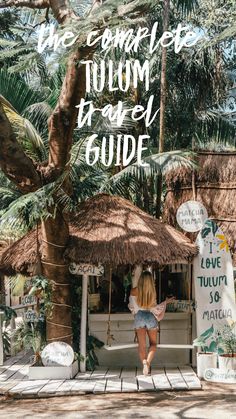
208, 341, 217, 352
200, 325, 214, 340
201, 227, 211, 238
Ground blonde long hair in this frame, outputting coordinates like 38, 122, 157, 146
136, 271, 156, 309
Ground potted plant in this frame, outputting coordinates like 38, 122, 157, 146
217, 322, 236, 371
193, 325, 218, 378
13, 319, 46, 365
0, 304, 17, 358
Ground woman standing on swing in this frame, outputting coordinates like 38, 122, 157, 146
129, 271, 175, 375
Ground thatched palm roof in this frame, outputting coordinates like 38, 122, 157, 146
163, 151, 236, 265
0, 194, 197, 275
67, 194, 197, 266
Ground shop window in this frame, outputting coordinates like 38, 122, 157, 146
89, 266, 131, 313
88, 264, 192, 314
155, 265, 191, 309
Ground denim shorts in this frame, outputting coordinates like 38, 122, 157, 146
134, 310, 158, 330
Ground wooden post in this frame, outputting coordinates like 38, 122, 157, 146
80, 274, 89, 373
10, 316, 16, 356
0, 311, 4, 365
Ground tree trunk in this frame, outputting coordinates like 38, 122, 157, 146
0, 0, 102, 348
42, 48, 92, 343
46, 48, 89, 180
156, 0, 170, 218
41, 210, 72, 344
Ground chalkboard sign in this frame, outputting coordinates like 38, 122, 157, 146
193, 220, 236, 339
41, 342, 74, 367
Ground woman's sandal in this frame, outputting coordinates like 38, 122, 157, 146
142, 360, 150, 376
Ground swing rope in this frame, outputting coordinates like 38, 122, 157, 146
105, 267, 138, 348
106, 266, 115, 346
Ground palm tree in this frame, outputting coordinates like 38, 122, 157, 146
0, 0, 163, 344
0, 0, 235, 346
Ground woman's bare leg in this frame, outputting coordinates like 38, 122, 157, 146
136, 328, 147, 362
146, 329, 157, 366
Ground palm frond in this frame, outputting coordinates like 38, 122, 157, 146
0, 69, 44, 114
0, 95, 46, 160
0, 185, 55, 231
174, 0, 199, 15
110, 151, 196, 183
0, 187, 21, 210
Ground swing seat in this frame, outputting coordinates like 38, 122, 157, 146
104, 343, 138, 350
104, 343, 194, 351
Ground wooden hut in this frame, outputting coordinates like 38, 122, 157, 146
0, 194, 198, 369
0, 194, 197, 275
163, 151, 236, 266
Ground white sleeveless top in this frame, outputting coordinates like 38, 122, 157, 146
128, 295, 167, 322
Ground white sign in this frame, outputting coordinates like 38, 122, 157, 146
177, 200, 208, 232
41, 342, 74, 367
21, 295, 37, 306
166, 300, 194, 313
24, 309, 44, 322
193, 220, 236, 339
204, 368, 236, 384
69, 263, 104, 276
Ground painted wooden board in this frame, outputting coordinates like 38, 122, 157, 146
104, 343, 193, 350
0, 380, 19, 394
104, 343, 138, 351
90, 368, 108, 380
178, 365, 195, 373
0, 350, 26, 375
122, 378, 138, 392
178, 367, 202, 389
55, 380, 76, 395
165, 368, 188, 390
9, 380, 47, 396
0, 354, 31, 382
120, 368, 136, 378
75, 371, 93, 380
93, 379, 107, 393
10, 362, 30, 381
137, 375, 155, 392
105, 378, 122, 393
21, 380, 49, 395
157, 344, 194, 349
136, 368, 143, 377
70, 379, 96, 393
38, 380, 65, 396
105, 369, 121, 379
151, 369, 171, 390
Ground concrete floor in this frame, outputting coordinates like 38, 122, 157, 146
0, 381, 235, 419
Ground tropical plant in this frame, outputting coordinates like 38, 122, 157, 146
13, 320, 46, 365
0, 304, 17, 354
28, 275, 52, 318
86, 335, 104, 370
0, 0, 235, 348
193, 325, 221, 353
216, 322, 236, 357
70, 276, 103, 369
